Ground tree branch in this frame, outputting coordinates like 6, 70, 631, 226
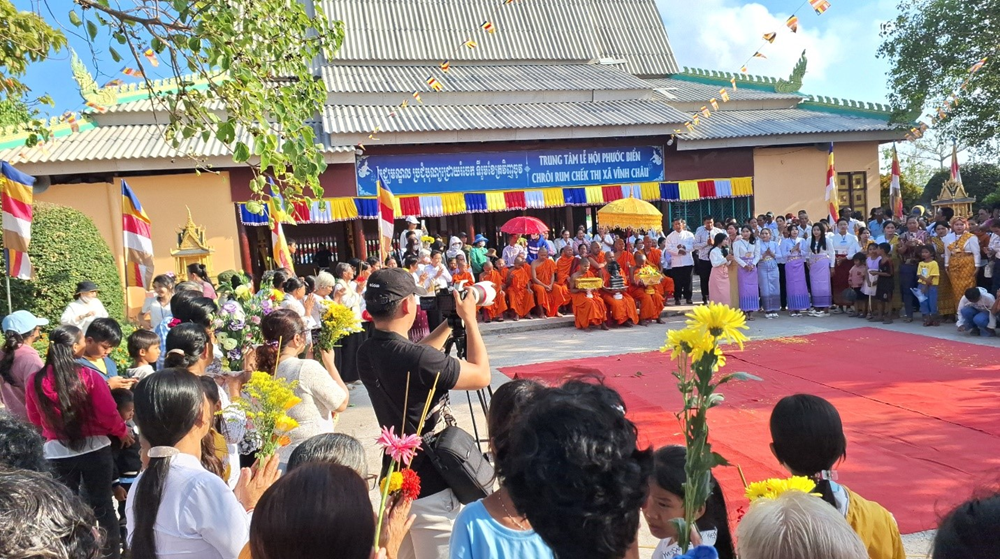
74, 0, 191, 31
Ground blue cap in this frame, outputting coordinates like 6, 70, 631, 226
474, 234, 489, 244
2, 310, 48, 335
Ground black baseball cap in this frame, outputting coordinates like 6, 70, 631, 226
365, 268, 427, 310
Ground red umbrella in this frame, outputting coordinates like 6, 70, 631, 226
499, 216, 549, 235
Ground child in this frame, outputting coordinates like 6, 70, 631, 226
862, 244, 881, 320
873, 242, 896, 324
770, 394, 906, 559
125, 329, 161, 379
918, 245, 940, 326
110, 388, 142, 552
642, 445, 735, 559
77, 318, 136, 390
848, 253, 868, 317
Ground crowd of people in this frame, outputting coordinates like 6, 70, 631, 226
1, 203, 1000, 559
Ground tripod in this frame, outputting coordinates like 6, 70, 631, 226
442, 312, 493, 450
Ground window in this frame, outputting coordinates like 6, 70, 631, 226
837, 172, 867, 215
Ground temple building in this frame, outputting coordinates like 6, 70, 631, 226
0, 0, 904, 285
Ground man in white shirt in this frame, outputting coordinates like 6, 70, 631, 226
797, 210, 813, 240
666, 218, 696, 305
596, 226, 616, 253
399, 216, 423, 253
501, 235, 526, 267
693, 216, 725, 304
957, 286, 997, 336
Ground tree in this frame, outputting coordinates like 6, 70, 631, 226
1, 0, 344, 202
0, 98, 32, 128
878, 0, 1000, 154
879, 173, 922, 212
920, 162, 1000, 208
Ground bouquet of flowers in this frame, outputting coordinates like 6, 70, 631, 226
379, 467, 421, 501
745, 476, 819, 502
316, 300, 363, 352
214, 287, 283, 371
223, 371, 302, 459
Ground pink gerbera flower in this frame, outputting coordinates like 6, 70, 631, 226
376, 426, 422, 466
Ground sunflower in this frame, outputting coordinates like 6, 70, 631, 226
274, 415, 299, 433
685, 303, 749, 349
785, 476, 819, 495
745, 476, 821, 502
745, 479, 778, 501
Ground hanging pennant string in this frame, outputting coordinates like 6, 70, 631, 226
357, 0, 524, 151
906, 54, 992, 142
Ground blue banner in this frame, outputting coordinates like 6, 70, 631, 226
355, 146, 664, 197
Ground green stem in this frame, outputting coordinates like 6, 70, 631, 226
373, 460, 398, 549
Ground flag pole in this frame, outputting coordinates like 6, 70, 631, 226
4, 250, 12, 315
119, 180, 130, 317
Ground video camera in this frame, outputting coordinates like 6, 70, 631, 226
435, 280, 498, 316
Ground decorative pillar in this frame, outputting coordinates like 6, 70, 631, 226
352, 219, 367, 261
464, 213, 474, 240
234, 206, 254, 278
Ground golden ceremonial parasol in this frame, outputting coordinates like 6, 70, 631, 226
597, 196, 663, 231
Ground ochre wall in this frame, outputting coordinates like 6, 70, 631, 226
752, 141, 881, 221
36, 172, 241, 317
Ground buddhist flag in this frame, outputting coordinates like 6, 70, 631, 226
1, 162, 35, 280
710, 98, 719, 111
969, 57, 987, 74
763, 32, 776, 43
700, 106, 711, 118
377, 178, 396, 261
267, 181, 295, 271
143, 49, 160, 67
950, 143, 962, 184
786, 15, 799, 32
440, 60, 450, 72
426, 76, 443, 91
122, 67, 144, 78
684, 121, 694, 132
890, 145, 903, 220
810, 0, 830, 15
464, 39, 478, 49
824, 143, 839, 225
121, 179, 154, 288
730, 77, 738, 90
740, 65, 748, 73
692, 114, 701, 126
719, 88, 730, 102
412, 91, 423, 103
753, 51, 767, 59
481, 20, 495, 33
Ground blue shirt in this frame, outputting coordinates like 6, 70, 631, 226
449, 499, 554, 559
868, 219, 885, 239
76, 356, 119, 382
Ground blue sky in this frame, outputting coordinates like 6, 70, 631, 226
18, 0, 896, 116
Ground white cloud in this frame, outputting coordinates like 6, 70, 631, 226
655, 0, 893, 102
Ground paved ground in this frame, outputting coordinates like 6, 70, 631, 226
338, 304, 989, 558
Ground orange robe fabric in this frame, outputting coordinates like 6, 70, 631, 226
629, 266, 665, 321
480, 270, 508, 320
556, 255, 575, 285
507, 266, 535, 318
601, 271, 639, 325
615, 251, 636, 281
531, 259, 571, 317
451, 271, 475, 287
570, 271, 608, 329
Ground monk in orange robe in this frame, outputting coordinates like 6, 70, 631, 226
600, 262, 638, 327
629, 252, 665, 325
555, 246, 576, 285
450, 259, 475, 288
568, 258, 609, 331
504, 256, 535, 320
530, 247, 571, 317
479, 260, 508, 322
614, 238, 636, 281
588, 241, 607, 271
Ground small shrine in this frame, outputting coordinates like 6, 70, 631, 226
932, 178, 975, 219
170, 208, 214, 278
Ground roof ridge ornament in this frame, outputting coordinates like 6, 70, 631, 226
71, 49, 118, 108
775, 50, 807, 94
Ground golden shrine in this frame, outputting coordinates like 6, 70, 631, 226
170, 208, 214, 278
931, 178, 975, 219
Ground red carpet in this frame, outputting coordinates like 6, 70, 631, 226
501, 327, 1000, 533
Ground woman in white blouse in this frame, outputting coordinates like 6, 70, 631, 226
733, 226, 761, 319
708, 233, 735, 307
757, 228, 783, 319
280, 277, 316, 344
127, 369, 278, 559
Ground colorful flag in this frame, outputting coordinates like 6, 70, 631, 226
464, 39, 478, 49
62, 112, 80, 133
950, 143, 962, 184
412, 91, 423, 103
481, 20, 495, 33
102, 79, 123, 88
969, 57, 987, 74
377, 178, 396, 261
719, 88, 730, 102
730, 77, 738, 90
710, 98, 719, 111
684, 122, 694, 132
824, 143, 839, 225
267, 182, 295, 271
121, 179, 154, 288
753, 52, 767, 59
440, 60, 451, 72
786, 15, 799, 32
692, 115, 700, 126
1, 161, 35, 279
740, 65, 748, 73
890, 145, 903, 220
700, 106, 711, 118
426, 76, 443, 91
85, 101, 107, 113
143, 49, 160, 67
810, 0, 830, 15
763, 32, 776, 43
122, 67, 144, 78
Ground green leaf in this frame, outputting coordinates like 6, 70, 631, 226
151, 38, 163, 52
109, 47, 121, 63
729, 372, 763, 382
68, 10, 82, 27
216, 120, 236, 144
86, 20, 98, 41
233, 141, 251, 162
189, 37, 201, 51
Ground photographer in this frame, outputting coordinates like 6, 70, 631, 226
357, 268, 492, 559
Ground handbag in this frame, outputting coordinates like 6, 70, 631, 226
422, 426, 495, 504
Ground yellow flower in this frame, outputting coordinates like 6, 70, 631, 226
283, 396, 302, 411
685, 303, 749, 349
379, 472, 403, 494
274, 415, 299, 433
785, 476, 818, 494
745, 479, 777, 501
277, 435, 291, 447
745, 476, 820, 502
271, 289, 285, 303
235, 285, 252, 301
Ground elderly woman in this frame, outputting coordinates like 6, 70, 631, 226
331, 262, 366, 384
737, 490, 869, 559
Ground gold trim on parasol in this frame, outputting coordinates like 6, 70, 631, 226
597, 196, 663, 231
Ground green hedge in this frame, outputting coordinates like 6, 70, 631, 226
0, 201, 124, 324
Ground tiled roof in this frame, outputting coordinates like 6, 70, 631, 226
321, 64, 653, 93
322, 100, 689, 134
318, 0, 677, 75
87, 98, 226, 115
0, 123, 351, 165
677, 108, 899, 141
645, 77, 804, 102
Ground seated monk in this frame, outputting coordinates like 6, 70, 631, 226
530, 247, 570, 318
450, 258, 475, 288
600, 255, 638, 327
588, 241, 607, 271
629, 252, 665, 326
568, 258, 609, 331
504, 255, 535, 321
556, 245, 576, 285
479, 260, 508, 323
614, 238, 636, 282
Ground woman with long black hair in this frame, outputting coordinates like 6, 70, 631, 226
126, 369, 278, 558
25, 324, 129, 559
0, 310, 47, 421
187, 262, 218, 300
